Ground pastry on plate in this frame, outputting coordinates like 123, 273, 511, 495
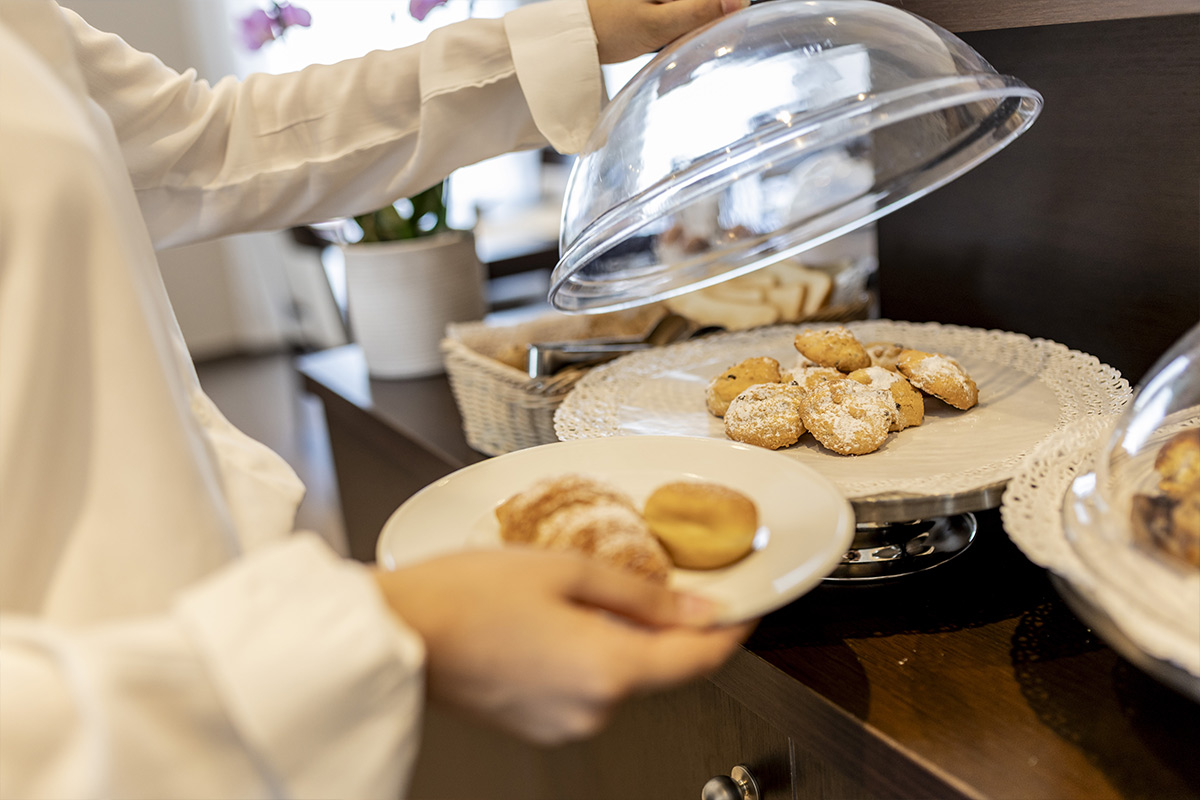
496, 474, 672, 583
644, 481, 760, 569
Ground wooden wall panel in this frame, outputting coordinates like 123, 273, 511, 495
876, 15, 1199, 383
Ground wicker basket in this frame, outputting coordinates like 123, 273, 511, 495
441, 308, 664, 456
442, 295, 873, 456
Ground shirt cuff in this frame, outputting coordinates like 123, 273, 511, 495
504, 0, 607, 154
174, 533, 425, 800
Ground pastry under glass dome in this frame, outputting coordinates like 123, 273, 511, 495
1061, 322, 1200, 682
550, 0, 1043, 313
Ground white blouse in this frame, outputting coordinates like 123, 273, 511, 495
0, 1, 604, 797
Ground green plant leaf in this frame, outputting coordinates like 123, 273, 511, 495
352, 181, 448, 242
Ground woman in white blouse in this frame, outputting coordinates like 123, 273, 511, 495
0, 0, 750, 797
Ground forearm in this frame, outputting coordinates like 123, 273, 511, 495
63, 0, 603, 248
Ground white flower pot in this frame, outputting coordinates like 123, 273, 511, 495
342, 230, 486, 378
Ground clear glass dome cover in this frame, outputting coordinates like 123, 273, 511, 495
1070, 323, 1200, 563
1062, 322, 1200, 672
550, 0, 1043, 313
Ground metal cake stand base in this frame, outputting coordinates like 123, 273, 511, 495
825, 513, 978, 582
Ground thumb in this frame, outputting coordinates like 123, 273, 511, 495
566, 559, 724, 628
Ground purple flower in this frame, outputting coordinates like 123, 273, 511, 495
239, 8, 276, 50
276, 3, 312, 29
410, 0, 448, 21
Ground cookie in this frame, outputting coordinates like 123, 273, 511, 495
799, 379, 895, 455
793, 326, 871, 373
789, 364, 846, 396
705, 356, 782, 417
864, 341, 905, 372
847, 366, 924, 431
896, 349, 978, 410
724, 383, 807, 450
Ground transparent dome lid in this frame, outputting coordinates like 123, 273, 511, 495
1062, 323, 1200, 671
1071, 323, 1200, 567
550, 0, 1043, 313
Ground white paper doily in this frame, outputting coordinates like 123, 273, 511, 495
1001, 416, 1200, 680
555, 320, 1129, 502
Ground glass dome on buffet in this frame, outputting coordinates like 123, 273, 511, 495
1062, 321, 1200, 692
550, 0, 1043, 313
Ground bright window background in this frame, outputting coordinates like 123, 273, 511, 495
227, 0, 543, 230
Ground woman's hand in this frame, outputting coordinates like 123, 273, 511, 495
372, 548, 754, 745
588, 0, 749, 64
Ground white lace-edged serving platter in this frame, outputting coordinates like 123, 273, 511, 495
554, 320, 1130, 505
1001, 416, 1200, 689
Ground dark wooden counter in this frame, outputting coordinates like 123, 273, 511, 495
296, 345, 1200, 799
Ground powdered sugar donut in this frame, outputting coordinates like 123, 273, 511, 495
897, 350, 978, 410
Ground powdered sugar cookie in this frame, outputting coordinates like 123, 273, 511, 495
705, 356, 782, 417
799, 379, 895, 455
897, 350, 978, 410
724, 383, 807, 450
864, 341, 905, 372
794, 326, 871, 372
789, 364, 846, 396
847, 366, 924, 431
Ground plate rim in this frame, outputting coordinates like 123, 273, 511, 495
376, 434, 856, 622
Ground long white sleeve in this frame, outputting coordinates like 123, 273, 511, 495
0, 1, 607, 796
2, 535, 425, 800
63, 0, 604, 249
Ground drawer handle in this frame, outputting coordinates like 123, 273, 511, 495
701, 764, 759, 800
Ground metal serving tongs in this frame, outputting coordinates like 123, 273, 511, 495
525, 313, 721, 391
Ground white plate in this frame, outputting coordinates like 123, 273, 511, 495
555, 320, 1130, 503
376, 436, 855, 623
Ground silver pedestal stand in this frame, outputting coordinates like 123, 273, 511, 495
825, 481, 1008, 582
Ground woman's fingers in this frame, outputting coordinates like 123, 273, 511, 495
564, 557, 723, 628
589, 0, 748, 64
372, 549, 755, 746
563, 559, 757, 693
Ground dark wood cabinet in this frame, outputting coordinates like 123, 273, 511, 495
410, 676, 798, 800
